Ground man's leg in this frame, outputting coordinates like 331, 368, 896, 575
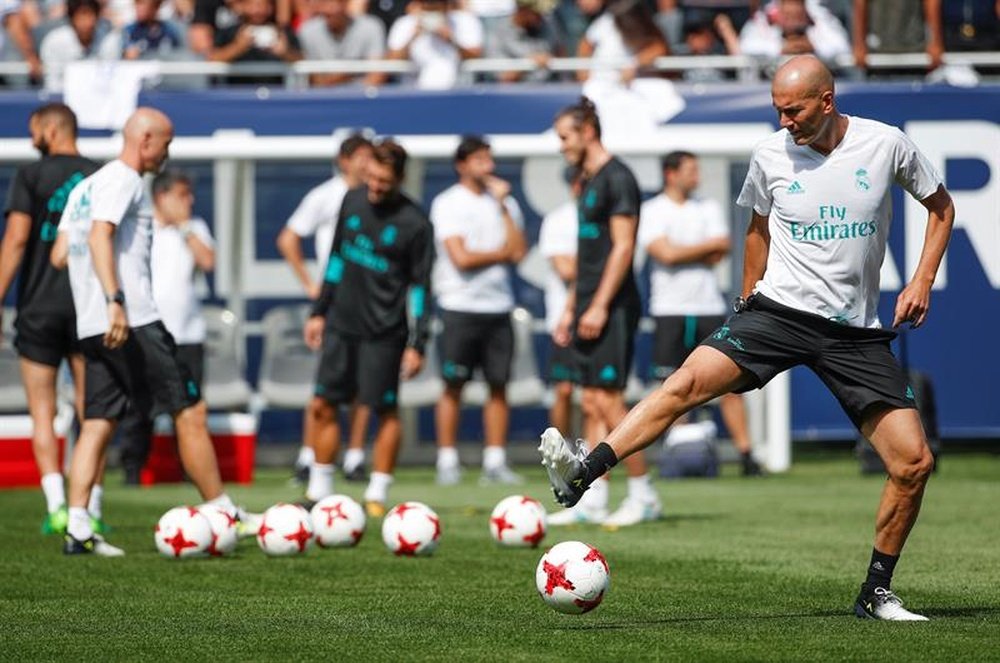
363, 410, 401, 516
853, 406, 934, 620
304, 395, 341, 502
719, 393, 763, 476
343, 403, 371, 481
173, 400, 224, 501
64, 418, 123, 556
435, 383, 464, 485
481, 385, 521, 483
20, 358, 66, 532
549, 380, 573, 435
118, 407, 153, 485
542, 346, 748, 506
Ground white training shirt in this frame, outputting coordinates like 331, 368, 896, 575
638, 193, 729, 316
285, 175, 349, 275
387, 11, 483, 89
430, 183, 523, 314
61, 159, 160, 339
737, 116, 942, 328
584, 13, 631, 84
537, 200, 578, 334
151, 218, 214, 345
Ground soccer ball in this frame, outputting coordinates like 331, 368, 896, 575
257, 503, 314, 557
198, 505, 239, 556
381, 501, 441, 556
535, 541, 610, 614
310, 495, 366, 548
155, 506, 214, 559
490, 495, 547, 548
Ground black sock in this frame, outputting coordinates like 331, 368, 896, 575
863, 548, 899, 592
581, 443, 618, 487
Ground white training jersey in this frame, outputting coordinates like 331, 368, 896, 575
151, 218, 214, 345
737, 116, 941, 328
285, 175, 349, 275
638, 193, 729, 316
538, 200, 578, 334
430, 183, 523, 314
61, 159, 159, 339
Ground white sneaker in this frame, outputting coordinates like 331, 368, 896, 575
436, 464, 462, 486
479, 465, 524, 485
854, 587, 929, 621
547, 504, 608, 526
537, 427, 588, 507
602, 496, 662, 529
93, 534, 126, 557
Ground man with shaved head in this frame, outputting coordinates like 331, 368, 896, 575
52, 107, 258, 556
541, 55, 955, 620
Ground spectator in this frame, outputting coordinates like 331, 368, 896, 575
739, 0, 850, 62
676, 0, 755, 31
39, 0, 107, 90
385, 0, 483, 89
488, 0, 563, 83
210, 0, 302, 85
554, 0, 597, 57
466, 0, 515, 56
99, 0, 187, 60
577, 0, 669, 84
654, 0, 681, 50
299, 0, 385, 86
189, 0, 241, 56
853, 0, 944, 74
364, 0, 408, 34
942, 0, 998, 52
673, 9, 740, 81
2, 0, 44, 82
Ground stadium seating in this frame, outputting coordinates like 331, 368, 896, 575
257, 303, 319, 409
0, 307, 28, 413
201, 306, 253, 410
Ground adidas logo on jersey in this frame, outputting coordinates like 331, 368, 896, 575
787, 180, 805, 194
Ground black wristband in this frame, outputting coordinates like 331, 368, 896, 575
105, 290, 125, 305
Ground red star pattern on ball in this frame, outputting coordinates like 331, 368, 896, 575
584, 546, 609, 573
351, 529, 363, 544
257, 519, 273, 542
395, 533, 420, 556
573, 590, 605, 613
283, 522, 312, 552
165, 528, 200, 557
186, 506, 201, 518
393, 503, 418, 520
520, 496, 541, 508
522, 521, 545, 547
542, 560, 575, 595
320, 503, 349, 527
490, 511, 514, 540
207, 534, 222, 557
220, 510, 238, 528
428, 514, 441, 541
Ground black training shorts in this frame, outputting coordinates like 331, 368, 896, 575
314, 329, 406, 412
700, 294, 917, 428
79, 321, 200, 421
437, 310, 513, 388
13, 310, 79, 367
650, 314, 727, 382
546, 338, 576, 384
573, 302, 639, 390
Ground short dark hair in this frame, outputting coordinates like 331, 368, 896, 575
371, 139, 407, 180
661, 150, 696, 172
339, 133, 373, 160
454, 135, 491, 163
555, 96, 601, 139
31, 102, 78, 138
67, 0, 101, 17
152, 168, 192, 197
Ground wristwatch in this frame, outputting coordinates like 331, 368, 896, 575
732, 296, 748, 314
105, 290, 126, 306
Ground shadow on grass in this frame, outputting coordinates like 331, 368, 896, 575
923, 606, 1000, 618
555, 609, 850, 629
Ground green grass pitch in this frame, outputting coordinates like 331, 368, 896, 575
2, 453, 998, 662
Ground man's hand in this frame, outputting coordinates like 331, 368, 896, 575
553, 308, 574, 347
485, 176, 511, 202
304, 315, 325, 350
892, 279, 932, 329
577, 304, 608, 341
104, 303, 129, 349
400, 347, 424, 379
306, 281, 321, 301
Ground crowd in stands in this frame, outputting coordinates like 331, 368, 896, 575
0, 0, 998, 89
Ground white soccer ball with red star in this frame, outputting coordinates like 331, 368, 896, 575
154, 506, 214, 559
381, 501, 441, 556
490, 495, 547, 548
535, 541, 610, 614
310, 495, 366, 548
197, 505, 239, 556
257, 503, 314, 557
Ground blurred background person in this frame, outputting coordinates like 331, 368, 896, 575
299, 0, 386, 87
1, 0, 44, 83
488, 0, 564, 83
189, 0, 242, 57
430, 135, 526, 486
739, 0, 850, 63
852, 0, 944, 76
576, 0, 669, 85
209, 0, 301, 85
942, 0, 999, 53
99, 0, 188, 60
39, 0, 107, 90
385, 0, 483, 89
672, 8, 740, 81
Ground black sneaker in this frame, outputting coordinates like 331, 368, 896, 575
343, 464, 368, 482
63, 533, 125, 557
854, 585, 928, 621
290, 464, 310, 486
741, 455, 764, 477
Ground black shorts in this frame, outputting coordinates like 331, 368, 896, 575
700, 294, 917, 428
437, 310, 513, 388
79, 321, 201, 421
546, 339, 576, 384
573, 303, 639, 390
176, 343, 205, 388
650, 314, 727, 381
13, 309, 79, 367
315, 330, 406, 412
